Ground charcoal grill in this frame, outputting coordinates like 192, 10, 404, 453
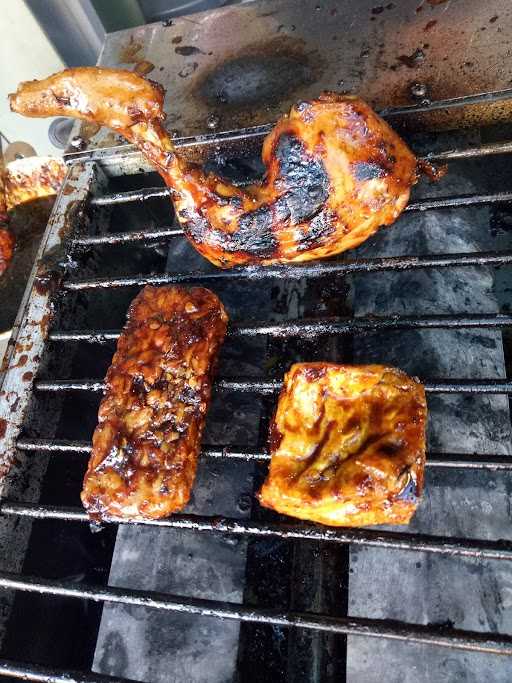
3, 1, 512, 681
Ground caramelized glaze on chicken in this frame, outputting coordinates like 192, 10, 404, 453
259, 363, 427, 527
81, 285, 228, 521
0, 229, 15, 277
10, 67, 418, 267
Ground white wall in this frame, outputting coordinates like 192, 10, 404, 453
0, 1, 65, 156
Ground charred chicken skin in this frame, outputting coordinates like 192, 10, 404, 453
259, 363, 427, 527
81, 285, 228, 521
10, 67, 418, 267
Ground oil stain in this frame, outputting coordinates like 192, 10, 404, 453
133, 60, 155, 75
175, 46, 204, 56
118, 36, 144, 64
196, 37, 326, 110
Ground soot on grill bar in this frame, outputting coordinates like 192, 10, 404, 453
3, 1, 512, 683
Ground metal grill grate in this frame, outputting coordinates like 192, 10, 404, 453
3, 90, 512, 681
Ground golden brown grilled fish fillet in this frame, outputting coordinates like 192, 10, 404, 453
258, 363, 427, 527
10, 67, 419, 267
81, 285, 228, 521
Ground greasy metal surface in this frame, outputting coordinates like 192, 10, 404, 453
60, 250, 512, 290
48, 314, 512, 344
0, 163, 95, 475
86, 186, 512, 210
1, 501, 512, 559
64, 105, 512, 173
45, 313, 512, 343
0, 163, 97, 647
0, 571, 511, 656
67, 0, 512, 152
15, 438, 512, 471
0, 658, 136, 682
30, 376, 512, 395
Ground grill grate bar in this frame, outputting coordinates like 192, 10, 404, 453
379, 87, 512, 116
15, 438, 512, 471
1, 502, 512, 560
48, 313, 512, 344
61, 250, 512, 290
72, 226, 182, 247
90, 187, 170, 206
0, 571, 509, 656
407, 191, 512, 212
32, 377, 512, 395
88, 186, 512, 211
427, 140, 512, 162
0, 658, 137, 683
82, 189, 512, 246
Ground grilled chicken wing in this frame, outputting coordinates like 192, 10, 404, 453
10, 67, 418, 267
81, 285, 228, 521
258, 363, 427, 526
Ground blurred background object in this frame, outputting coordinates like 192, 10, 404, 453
0, 154, 66, 355
3, 1, 246, 155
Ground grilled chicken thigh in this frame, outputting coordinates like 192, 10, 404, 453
10, 67, 419, 267
259, 363, 427, 526
81, 286, 228, 521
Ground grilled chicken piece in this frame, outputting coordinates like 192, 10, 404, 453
10, 67, 418, 267
259, 363, 427, 527
0, 229, 15, 277
81, 285, 228, 521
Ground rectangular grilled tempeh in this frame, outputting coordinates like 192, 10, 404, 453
81, 285, 228, 521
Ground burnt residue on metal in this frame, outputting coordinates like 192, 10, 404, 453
34, 198, 84, 296
196, 36, 326, 111
397, 48, 426, 69
34, 268, 61, 297
0, 197, 57, 334
175, 46, 204, 57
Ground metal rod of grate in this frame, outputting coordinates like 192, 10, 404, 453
0, 658, 136, 683
378, 87, 512, 116
32, 377, 512, 395
88, 187, 512, 211
2, 501, 512, 561
73, 226, 182, 246
426, 140, 512, 162
66, 89, 512, 170
83, 190, 512, 247
0, 569, 510, 655
47, 313, 512, 344
61, 251, 512, 290
15, 437, 512, 471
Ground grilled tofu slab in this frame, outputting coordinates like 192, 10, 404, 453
259, 363, 427, 527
